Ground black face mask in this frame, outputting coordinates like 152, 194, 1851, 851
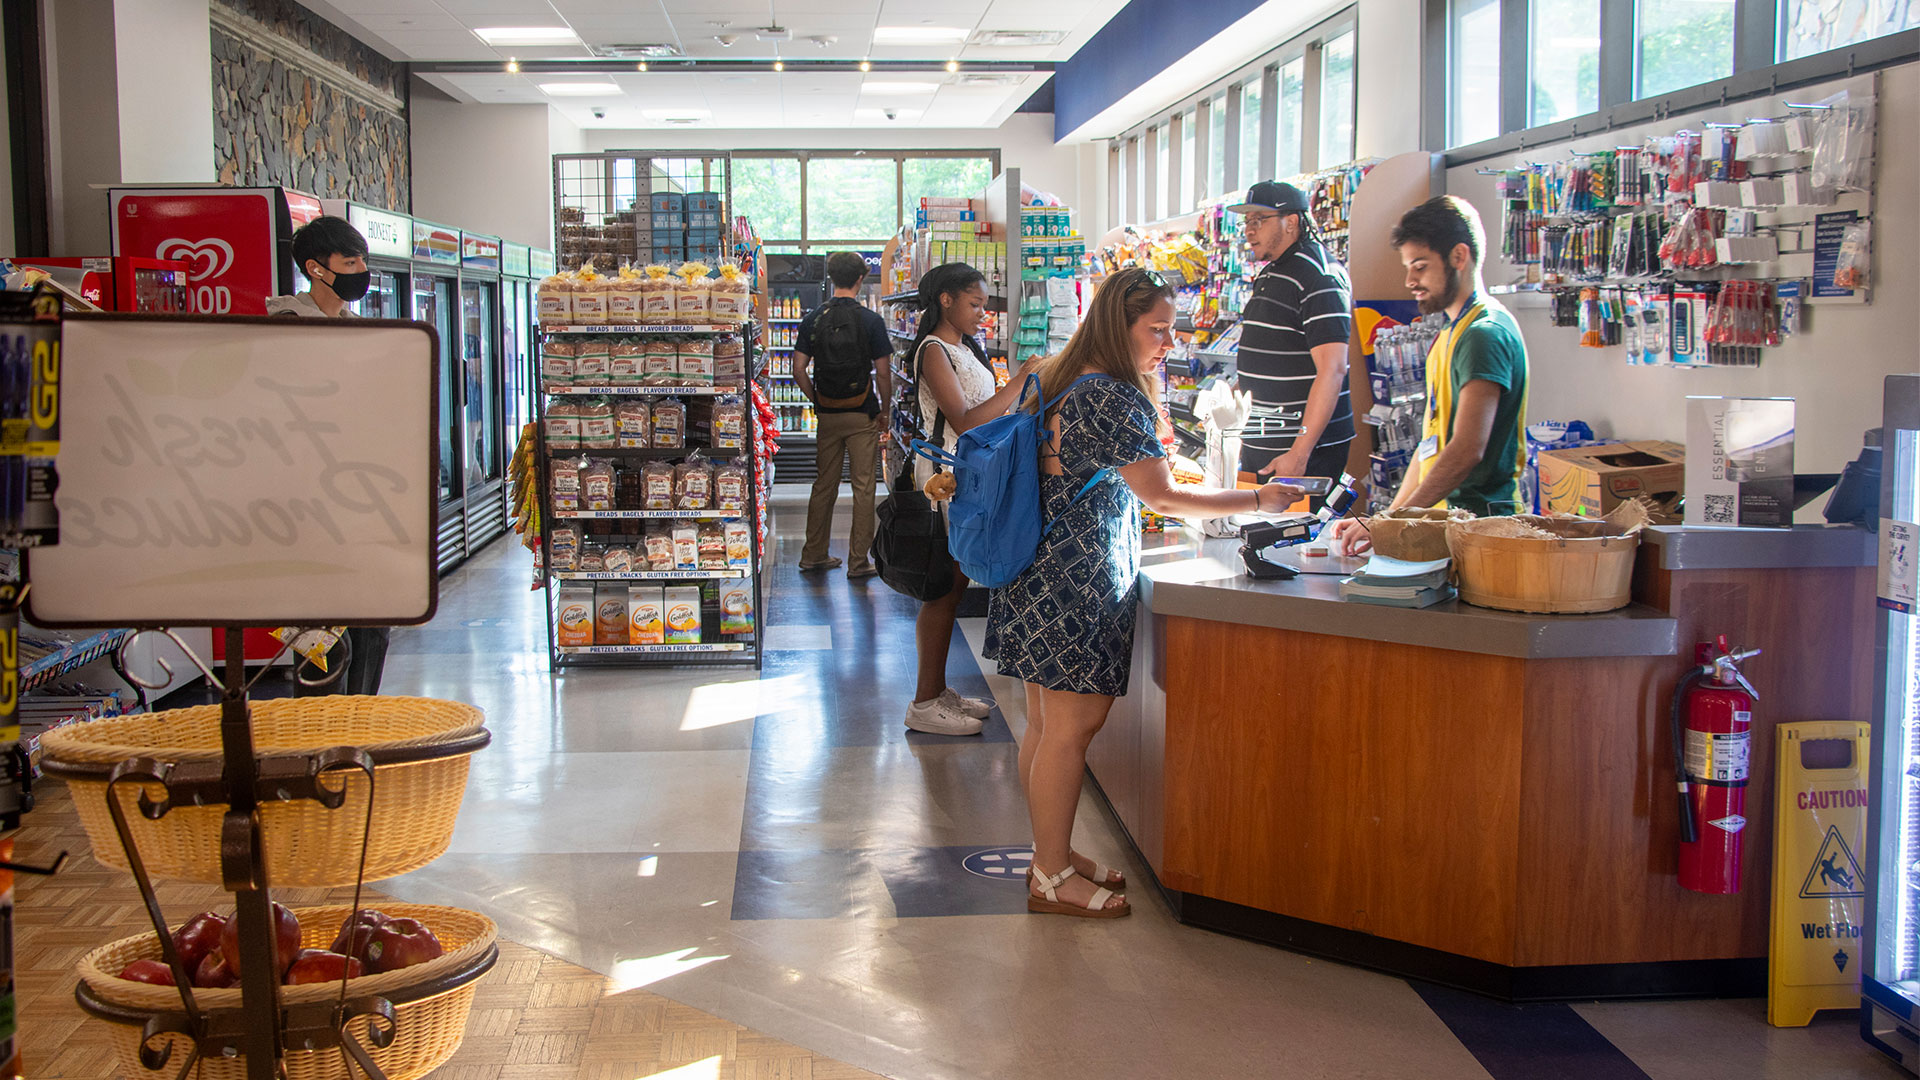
315, 265, 372, 302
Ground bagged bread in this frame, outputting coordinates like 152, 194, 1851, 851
643, 339, 679, 386
607, 266, 644, 325
677, 338, 714, 387
580, 459, 616, 511
714, 458, 749, 512
572, 260, 609, 324
609, 342, 645, 385
697, 522, 728, 570
544, 398, 582, 452
675, 263, 713, 322
711, 397, 745, 451
541, 340, 578, 391
550, 457, 583, 514
641, 459, 676, 510
641, 264, 677, 325
537, 272, 574, 325
616, 400, 650, 448
711, 264, 750, 325
652, 397, 686, 449
642, 525, 674, 571
675, 457, 714, 511
579, 398, 616, 450
573, 339, 611, 384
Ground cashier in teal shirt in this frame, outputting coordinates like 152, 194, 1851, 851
1333, 196, 1528, 555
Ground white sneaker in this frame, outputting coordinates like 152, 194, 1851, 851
905, 698, 985, 736
939, 687, 991, 719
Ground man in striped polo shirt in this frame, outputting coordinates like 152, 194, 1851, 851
1226, 182, 1354, 493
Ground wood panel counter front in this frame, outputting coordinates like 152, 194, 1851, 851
1093, 527, 1874, 1000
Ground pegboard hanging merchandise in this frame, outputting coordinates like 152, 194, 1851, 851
24, 313, 494, 1080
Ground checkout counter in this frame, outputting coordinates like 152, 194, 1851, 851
1092, 522, 1877, 1001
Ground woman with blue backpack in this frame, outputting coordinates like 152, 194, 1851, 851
982, 267, 1302, 918
903, 263, 1043, 737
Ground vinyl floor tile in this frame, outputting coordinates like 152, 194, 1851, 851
449, 750, 751, 855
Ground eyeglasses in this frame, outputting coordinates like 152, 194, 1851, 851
1243, 212, 1280, 228
1128, 269, 1168, 293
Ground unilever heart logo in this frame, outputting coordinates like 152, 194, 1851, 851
155, 237, 235, 283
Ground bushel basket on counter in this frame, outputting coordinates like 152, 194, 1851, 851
77, 903, 496, 1080
1446, 509, 1647, 614
40, 697, 489, 886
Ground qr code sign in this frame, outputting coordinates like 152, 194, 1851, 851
1704, 494, 1735, 524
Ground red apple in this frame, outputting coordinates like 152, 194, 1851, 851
118, 959, 176, 985
365, 917, 442, 974
194, 952, 237, 989
171, 912, 228, 974
218, 901, 302, 979
284, 948, 364, 986
329, 909, 390, 967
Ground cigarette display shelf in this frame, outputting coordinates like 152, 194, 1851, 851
20, 628, 133, 694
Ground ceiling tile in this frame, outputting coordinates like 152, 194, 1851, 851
344, 12, 467, 32
432, 0, 567, 16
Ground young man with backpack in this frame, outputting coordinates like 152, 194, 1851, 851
794, 251, 894, 578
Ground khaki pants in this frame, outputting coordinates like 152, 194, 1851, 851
801, 410, 879, 570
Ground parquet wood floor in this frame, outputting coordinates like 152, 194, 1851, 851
9, 780, 886, 1080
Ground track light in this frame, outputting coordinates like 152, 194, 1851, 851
506, 57, 520, 73
946, 59, 958, 73
773, 60, 785, 72
860, 60, 871, 72
637, 62, 647, 72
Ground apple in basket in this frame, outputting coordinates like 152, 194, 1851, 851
117, 959, 175, 986
171, 911, 228, 975
218, 901, 302, 979
329, 908, 390, 968
365, 917, 444, 974
195, 952, 237, 989
284, 948, 365, 985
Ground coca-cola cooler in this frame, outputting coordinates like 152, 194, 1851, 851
4, 256, 191, 312
108, 186, 324, 315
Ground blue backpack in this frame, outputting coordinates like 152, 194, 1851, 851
912, 372, 1110, 588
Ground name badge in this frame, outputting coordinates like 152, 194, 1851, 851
1416, 435, 1440, 461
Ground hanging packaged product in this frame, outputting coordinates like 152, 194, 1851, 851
711, 265, 751, 324
550, 457, 582, 513
641, 459, 676, 510
720, 580, 755, 636
573, 261, 609, 324
607, 266, 645, 325
697, 521, 728, 569
579, 398, 616, 450
1832, 220, 1872, 290
541, 340, 577, 391
678, 337, 714, 387
670, 524, 699, 571
629, 587, 665, 645
556, 586, 595, 646
574, 339, 611, 385
675, 454, 714, 511
663, 586, 703, 643
643, 339, 679, 385
580, 458, 616, 511
1811, 88, 1875, 194
642, 264, 677, 324
675, 264, 713, 323
642, 525, 674, 570
616, 400, 650, 448
537, 271, 574, 325
714, 459, 749, 512
652, 396, 687, 449
609, 342, 645, 385
544, 398, 582, 452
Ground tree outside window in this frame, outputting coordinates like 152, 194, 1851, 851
1637, 0, 1736, 98
1531, 0, 1601, 126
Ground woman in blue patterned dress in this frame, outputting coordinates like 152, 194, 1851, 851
985, 267, 1301, 918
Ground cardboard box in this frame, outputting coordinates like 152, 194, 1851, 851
1537, 440, 1685, 522
1686, 397, 1796, 527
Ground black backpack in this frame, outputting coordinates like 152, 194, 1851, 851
811, 299, 872, 406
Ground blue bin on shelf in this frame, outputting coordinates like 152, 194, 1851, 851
649, 192, 685, 214
686, 191, 722, 214
651, 243, 687, 265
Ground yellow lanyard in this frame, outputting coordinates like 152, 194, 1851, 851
1423, 301, 1487, 450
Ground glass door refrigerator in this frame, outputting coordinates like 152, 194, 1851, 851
458, 232, 508, 552
500, 242, 537, 459
1866, 373, 1920, 1073
322, 200, 414, 318
412, 217, 467, 572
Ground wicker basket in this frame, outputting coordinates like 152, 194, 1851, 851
41, 697, 488, 886
1447, 516, 1641, 613
77, 904, 496, 1080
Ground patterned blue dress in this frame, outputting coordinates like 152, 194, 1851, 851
983, 377, 1165, 696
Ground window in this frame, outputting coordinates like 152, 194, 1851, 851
1278, 57, 1305, 178
1451, 0, 1502, 147
904, 157, 992, 201
1240, 78, 1263, 187
1318, 30, 1356, 166
1781, 0, 1918, 60
1637, 0, 1736, 97
731, 158, 802, 240
1531, 0, 1601, 126
1156, 125, 1171, 219
806, 158, 898, 241
1208, 92, 1227, 201
1180, 109, 1197, 212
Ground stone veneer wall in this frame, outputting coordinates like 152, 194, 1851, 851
209, 0, 409, 211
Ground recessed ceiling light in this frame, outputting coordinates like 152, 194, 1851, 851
773, 60, 784, 72
505, 58, 519, 73
873, 26, 968, 44
861, 81, 940, 95
946, 60, 959, 73
474, 27, 580, 47
968, 30, 1069, 47
859, 60, 871, 72
642, 108, 711, 122
539, 82, 620, 96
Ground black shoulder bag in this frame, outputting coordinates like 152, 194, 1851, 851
871, 345, 955, 601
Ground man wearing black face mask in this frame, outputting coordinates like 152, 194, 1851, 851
268, 215, 389, 696
268, 215, 372, 317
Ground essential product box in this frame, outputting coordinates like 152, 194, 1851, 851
1686, 396, 1796, 527
628, 587, 664, 645
594, 584, 630, 645
1536, 440, 1685, 522
663, 586, 702, 644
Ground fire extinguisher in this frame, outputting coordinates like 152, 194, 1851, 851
1671, 635, 1760, 893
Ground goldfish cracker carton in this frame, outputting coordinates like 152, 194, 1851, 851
663, 586, 702, 644
628, 587, 665, 645
595, 585, 630, 645
555, 586, 595, 646
719, 581, 755, 636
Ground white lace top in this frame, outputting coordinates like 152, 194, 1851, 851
915, 336, 998, 487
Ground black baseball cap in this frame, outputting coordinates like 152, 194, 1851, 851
1227, 181, 1310, 216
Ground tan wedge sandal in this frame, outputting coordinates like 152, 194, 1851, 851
1027, 856, 1125, 892
1028, 864, 1130, 919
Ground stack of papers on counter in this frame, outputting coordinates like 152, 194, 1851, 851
1339, 555, 1455, 608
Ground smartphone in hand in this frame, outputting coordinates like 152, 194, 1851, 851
1267, 476, 1334, 496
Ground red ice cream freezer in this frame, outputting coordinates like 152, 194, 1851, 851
109, 186, 324, 315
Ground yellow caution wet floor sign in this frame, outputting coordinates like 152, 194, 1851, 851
1769, 720, 1871, 1027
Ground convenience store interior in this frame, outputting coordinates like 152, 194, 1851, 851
5, 1, 1920, 1079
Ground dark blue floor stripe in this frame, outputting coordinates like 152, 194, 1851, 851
1412, 982, 1653, 1080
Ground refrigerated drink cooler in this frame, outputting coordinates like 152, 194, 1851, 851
1864, 373, 1920, 1072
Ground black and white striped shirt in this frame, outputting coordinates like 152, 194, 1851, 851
1233, 238, 1354, 454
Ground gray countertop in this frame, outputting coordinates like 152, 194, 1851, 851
1641, 524, 1876, 571
1138, 530, 1678, 660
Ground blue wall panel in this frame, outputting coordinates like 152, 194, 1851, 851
1053, 0, 1269, 141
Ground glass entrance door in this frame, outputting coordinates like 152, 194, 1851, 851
460, 279, 502, 491
413, 274, 460, 506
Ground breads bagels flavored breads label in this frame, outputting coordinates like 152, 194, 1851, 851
664, 586, 702, 644
629, 587, 665, 645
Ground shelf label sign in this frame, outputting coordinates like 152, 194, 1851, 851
1768, 721, 1871, 1027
